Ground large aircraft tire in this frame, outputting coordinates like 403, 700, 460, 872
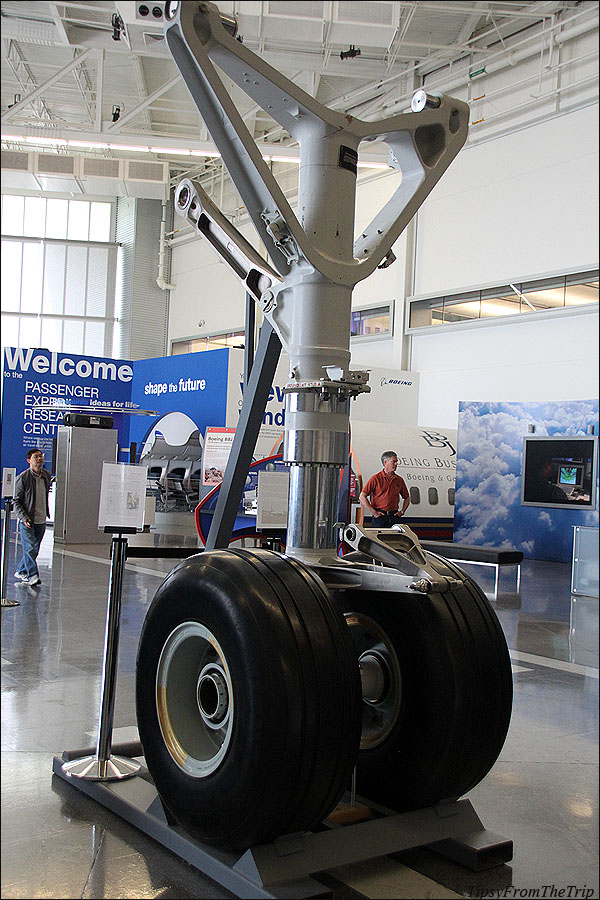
136, 548, 361, 850
336, 563, 512, 811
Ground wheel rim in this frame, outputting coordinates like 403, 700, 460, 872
345, 612, 402, 750
156, 622, 234, 776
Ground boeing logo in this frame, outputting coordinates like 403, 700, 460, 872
380, 377, 413, 387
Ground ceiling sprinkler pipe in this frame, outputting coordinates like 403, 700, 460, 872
157, 200, 176, 291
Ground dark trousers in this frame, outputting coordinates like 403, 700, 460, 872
371, 512, 403, 528
17, 521, 46, 578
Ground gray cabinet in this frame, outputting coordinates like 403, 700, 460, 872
54, 426, 118, 544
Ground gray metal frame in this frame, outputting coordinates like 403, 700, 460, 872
205, 320, 281, 550
52, 754, 512, 898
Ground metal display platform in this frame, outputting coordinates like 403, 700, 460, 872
53, 747, 512, 899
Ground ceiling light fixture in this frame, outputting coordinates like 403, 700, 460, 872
150, 147, 191, 155
67, 140, 110, 149
24, 135, 67, 145
357, 161, 390, 170
108, 143, 150, 152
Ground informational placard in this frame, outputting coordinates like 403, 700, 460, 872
256, 470, 289, 529
2, 468, 17, 499
202, 427, 236, 487
98, 462, 148, 531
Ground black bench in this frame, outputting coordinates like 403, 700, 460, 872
420, 541, 524, 601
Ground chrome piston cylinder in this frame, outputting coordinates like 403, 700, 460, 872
284, 387, 350, 559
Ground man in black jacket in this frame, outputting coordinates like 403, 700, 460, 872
13, 448, 52, 587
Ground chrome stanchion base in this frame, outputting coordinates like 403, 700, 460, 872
1, 597, 20, 607
62, 754, 141, 782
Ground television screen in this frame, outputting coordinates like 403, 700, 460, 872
521, 435, 598, 509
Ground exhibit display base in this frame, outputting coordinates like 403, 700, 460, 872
52, 748, 513, 900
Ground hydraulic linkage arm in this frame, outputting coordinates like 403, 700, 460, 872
164, 1, 469, 562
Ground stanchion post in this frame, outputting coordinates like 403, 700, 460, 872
62, 531, 140, 781
1, 499, 20, 608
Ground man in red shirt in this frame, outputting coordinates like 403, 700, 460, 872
359, 451, 410, 528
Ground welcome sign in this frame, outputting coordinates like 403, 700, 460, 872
2, 346, 133, 474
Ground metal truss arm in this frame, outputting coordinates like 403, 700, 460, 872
205, 321, 281, 551
175, 178, 282, 303
165, 2, 470, 287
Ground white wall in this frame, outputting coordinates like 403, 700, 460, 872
412, 308, 599, 427
168, 219, 260, 342
413, 104, 599, 295
409, 102, 599, 426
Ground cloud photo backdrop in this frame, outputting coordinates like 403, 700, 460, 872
454, 400, 599, 562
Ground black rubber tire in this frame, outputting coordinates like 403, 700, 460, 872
332, 553, 513, 812
135, 548, 361, 850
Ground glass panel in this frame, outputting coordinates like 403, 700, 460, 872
86, 246, 108, 316
84, 321, 105, 356
23, 196, 46, 238
448, 487, 455, 506
1, 195, 25, 236
67, 201, 90, 240
63, 319, 84, 354
20, 242, 43, 313
351, 306, 391, 336
205, 335, 231, 351
360, 311, 390, 335
410, 271, 598, 329
428, 487, 439, 505
566, 281, 598, 307
64, 245, 88, 316
409, 487, 421, 504
571, 526, 599, 597
42, 243, 66, 314
19, 316, 41, 348
1, 315, 19, 351
41, 318, 63, 353
46, 198, 69, 239
1, 241, 23, 311
89, 202, 112, 242
172, 340, 191, 355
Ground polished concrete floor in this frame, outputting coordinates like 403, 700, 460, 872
1, 522, 598, 899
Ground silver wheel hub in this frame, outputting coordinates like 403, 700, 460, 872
197, 663, 229, 728
345, 612, 402, 749
156, 622, 234, 777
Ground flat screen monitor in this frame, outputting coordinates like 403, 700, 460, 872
558, 465, 582, 487
521, 435, 598, 509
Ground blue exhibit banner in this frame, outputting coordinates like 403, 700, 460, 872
127, 348, 230, 460
1, 347, 134, 476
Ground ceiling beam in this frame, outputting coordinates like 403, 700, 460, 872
105, 75, 181, 132
1, 47, 94, 122
48, 3, 70, 45
95, 49, 104, 132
